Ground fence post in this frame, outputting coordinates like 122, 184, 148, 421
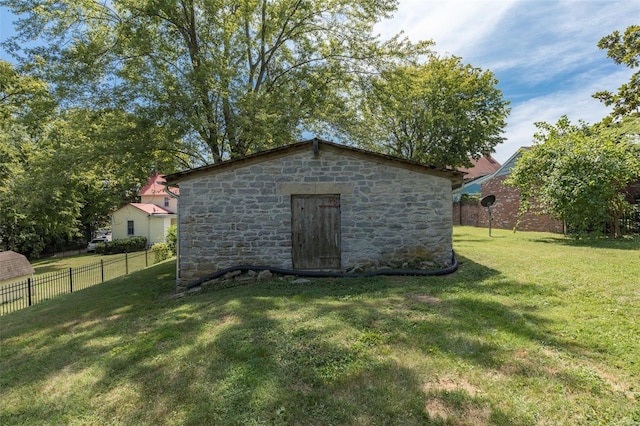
27, 277, 32, 306
101, 259, 104, 283
69, 267, 73, 293
125, 252, 129, 275
145, 249, 148, 267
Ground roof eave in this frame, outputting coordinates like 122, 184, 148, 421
165, 139, 464, 186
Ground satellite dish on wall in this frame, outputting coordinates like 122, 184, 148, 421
480, 195, 496, 236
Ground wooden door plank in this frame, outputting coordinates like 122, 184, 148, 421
291, 194, 341, 269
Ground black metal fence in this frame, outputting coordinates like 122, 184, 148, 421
620, 210, 640, 235
601, 210, 640, 237
1, 250, 154, 316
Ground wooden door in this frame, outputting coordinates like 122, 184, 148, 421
291, 194, 341, 269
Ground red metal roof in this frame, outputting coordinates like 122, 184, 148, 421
139, 173, 180, 196
458, 155, 501, 180
129, 203, 175, 215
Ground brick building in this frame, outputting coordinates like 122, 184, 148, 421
453, 148, 564, 233
479, 174, 564, 233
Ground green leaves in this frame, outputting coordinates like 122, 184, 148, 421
0, 60, 55, 133
507, 116, 640, 238
594, 25, 640, 121
352, 55, 509, 168
0, 62, 182, 257
598, 24, 640, 67
1, 1, 510, 251
4, 0, 419, 163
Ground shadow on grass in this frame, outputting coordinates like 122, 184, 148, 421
531, 235, 640, 251
0, 257, 630, 425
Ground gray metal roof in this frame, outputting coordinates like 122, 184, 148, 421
493, 147, 530, 177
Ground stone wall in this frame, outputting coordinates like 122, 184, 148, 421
175, 145, 454, 284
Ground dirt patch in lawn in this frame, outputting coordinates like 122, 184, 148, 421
423, 376, 478, 397
410, 294, 442, 305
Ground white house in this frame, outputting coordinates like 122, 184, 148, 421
111, 173, 179, 246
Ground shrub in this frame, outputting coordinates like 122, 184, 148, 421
151, 243, 170, 262
166, 225, 177, 255
95, 237, 148, 254
94, 242, 107, 254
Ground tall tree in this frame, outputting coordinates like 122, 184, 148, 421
3, 0, 427, 163
46, 107, 184, 239
0, 60, 57, 256
350, 55, 509, 168
0, 61, 182, 256
506, 116, 640, 238
0, 60, 55, 129
593, 25, 640, 120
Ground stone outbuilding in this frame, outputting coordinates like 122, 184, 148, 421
165, 139, 463, 285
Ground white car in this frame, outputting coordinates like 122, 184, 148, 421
87, 237, 108, 252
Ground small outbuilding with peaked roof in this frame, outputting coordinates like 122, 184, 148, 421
0, 251, 35, 286
165, 139, 463, 285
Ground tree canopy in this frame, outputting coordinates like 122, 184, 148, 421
1, 0, 513, 254
593, 25, 640, 121
507, 116, 640, 237
350, 56, 509, 168
0, 61, 181, 257
3, 0, 429, 164
507, 25, 640, 238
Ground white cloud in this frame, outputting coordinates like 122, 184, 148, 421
375, 0, 640, 163
375, 0, 518, 56
476, 1, 639, 84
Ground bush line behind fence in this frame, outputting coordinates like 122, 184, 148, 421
1, 250, 155, 316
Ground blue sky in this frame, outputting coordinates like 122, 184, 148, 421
1, 0, 638, 163
375, 0, 639, 162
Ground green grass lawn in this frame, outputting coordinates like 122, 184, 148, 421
31, 250, 153, 276
30, 252, 107, 275
1, 251, 157, 313
1, 227, 638, 425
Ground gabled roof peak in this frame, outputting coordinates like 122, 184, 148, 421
139, 172, 180, 196
165, 139, 464, 185
458, 155, 501, 180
